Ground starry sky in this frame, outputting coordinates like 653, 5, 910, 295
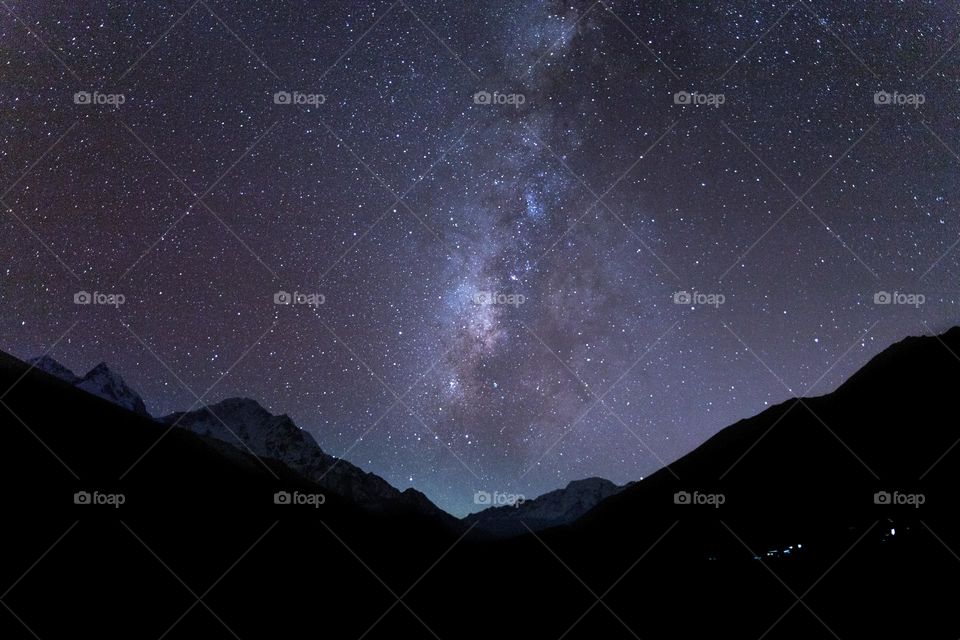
2, 0, 960, 516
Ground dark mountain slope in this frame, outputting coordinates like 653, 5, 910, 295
464, 477, 626, 537
3, 328, 960, 639
0, 350, 461, 639
163, 398, 456, 525
28, 356, 149, 416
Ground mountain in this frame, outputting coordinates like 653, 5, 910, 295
464, 477, 626, 537
161, 397, 455, 525
0, 347, 463, 639
24, 355, 452, 522
575, 326, 960, 537
28, 356, 149, 416
6, 327, 960, 638
27, 354, 81, 384
75, 362, 150, 417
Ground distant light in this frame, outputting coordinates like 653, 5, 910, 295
890, 528, 895, 536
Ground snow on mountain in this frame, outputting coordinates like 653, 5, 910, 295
75, 362, 150, 416
28, 356, 149, 416
161, 398, 451, 520
28, 355, 80, 384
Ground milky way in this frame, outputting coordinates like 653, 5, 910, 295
2, 0, 960, 515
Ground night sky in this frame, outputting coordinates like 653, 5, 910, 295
2, 0, 959, 516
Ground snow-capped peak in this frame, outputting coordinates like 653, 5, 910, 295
28, 355, 80, 384
75, 362, 150, 416
27, 355, 151, 417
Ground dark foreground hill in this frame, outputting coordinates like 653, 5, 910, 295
2, 328, 960, 638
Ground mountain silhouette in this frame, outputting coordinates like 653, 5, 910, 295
3, 327, 960, 638
163, 397, 456, 524
465, 477, 627, 537
25, 355, 454, 522
28, 356, 149, 416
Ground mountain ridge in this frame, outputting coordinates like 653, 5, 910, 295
28, 355, 149, 416
5, 326, 960, 637
161, 396, 454, 523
